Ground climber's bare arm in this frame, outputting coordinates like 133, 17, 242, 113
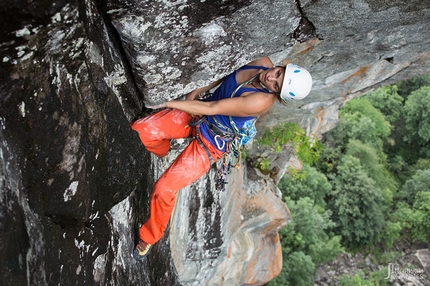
166, 92, 276, 117
185, 57, 275, 101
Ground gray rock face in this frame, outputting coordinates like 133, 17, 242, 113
170, 158, 290, 285
1, 2, 154, 285
105, 0, 302, 103
1, 0, 430, 285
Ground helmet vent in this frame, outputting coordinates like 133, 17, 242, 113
294, 70, 300, 73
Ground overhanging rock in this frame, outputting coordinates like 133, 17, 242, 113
104, 0, 301, 104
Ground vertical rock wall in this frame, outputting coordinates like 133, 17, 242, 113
1, 0, 430, 285
170, 159, 290, 285
0, 1, 153, 285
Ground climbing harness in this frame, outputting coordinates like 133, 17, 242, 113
187, 117, 214, 165
188, 73, 265, 191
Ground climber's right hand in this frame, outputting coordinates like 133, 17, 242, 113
186, 90, 200, 100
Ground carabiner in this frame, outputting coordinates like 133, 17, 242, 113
214, 135, 226, 150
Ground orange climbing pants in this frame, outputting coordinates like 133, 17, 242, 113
131, 109, 224, 244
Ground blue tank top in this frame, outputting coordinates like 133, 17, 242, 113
200, 65, 269, 152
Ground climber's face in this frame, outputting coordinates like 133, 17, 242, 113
260, 67, 285, 94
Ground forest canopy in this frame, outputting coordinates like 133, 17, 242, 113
268, 72, 430, 286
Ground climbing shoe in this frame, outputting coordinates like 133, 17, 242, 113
133, 239, 152, 260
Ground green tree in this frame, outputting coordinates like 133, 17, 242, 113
315, 145, 344, 174
403, 86, 430, 157
365, 85, 404, 124
255, 122, 322, 164
280, 197, 343, 264
345, 139, 397, 198
328, 155, 385, 247
409, 158, 430, 175
394, 195, 430, 244
386, 155, 409, 185
392, 202, 415, 243
398, 169, 430, 204
269, 251, 315, 286
397, 72, 430, 98
333, 113, 377, 145
340, 98, 391, 140
278, 165, 332, 208
339, 268, 391, 286
326, 98, 391, 154
271, 197, 343, 285
379, 221, 402, 249
411, 191, 430, 242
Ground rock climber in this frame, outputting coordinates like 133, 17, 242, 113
131, 56, 312, 260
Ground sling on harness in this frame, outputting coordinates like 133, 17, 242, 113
187, 118, 215, 165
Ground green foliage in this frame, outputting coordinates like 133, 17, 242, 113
280, 197, 343, 264
338, 267, 391, 286
296, 135, 323, 166
398, 169, 430, 204
339, 268, 390, 286
338, 271, 372, 286
392, 202, 415, 232
271, 196, 343, 285
340, 98, 391, 140
393, 197, 430, 243
368, 268, 392, 286
315, 145, 343, 174
326, 98, 391, 158
256, 122, 303, 151
272, 74, 430, 284
403, 86, 430, 153
372, 84, 428, 165
374, 250, 402, 266
328, 112, 375, 146
327, 155, 385, 247
409, 158, 430, 175
268, 251, 315, 286
256, 156, 271, 171
379, 221, 402, 250
256, 122, 322, 165
411, 191, 430, 242
386, 155, 409, 184
279, 165, 332, 207
286, 166, 308, 181
396, 72, 430, 98
365, 85, 404, 124
345, 139, 397, 196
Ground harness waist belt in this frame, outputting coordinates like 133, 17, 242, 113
188, 116, 236, 141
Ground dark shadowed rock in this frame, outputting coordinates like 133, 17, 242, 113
1, 0, 430, 285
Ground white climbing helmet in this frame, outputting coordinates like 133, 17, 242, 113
280, 64, 313, 101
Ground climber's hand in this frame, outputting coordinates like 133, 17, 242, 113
186, 90, 200, 100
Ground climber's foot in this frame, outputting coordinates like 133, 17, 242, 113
133, 239, 152, 261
